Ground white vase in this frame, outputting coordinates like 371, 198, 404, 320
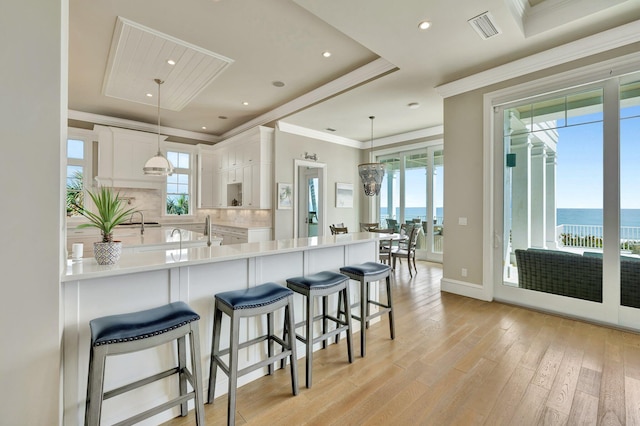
93, 241, 122, 265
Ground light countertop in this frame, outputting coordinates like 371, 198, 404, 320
62, 232, 381, 282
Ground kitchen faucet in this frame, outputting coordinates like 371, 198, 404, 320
205, 215, 212, 247
131, 211, 144, 235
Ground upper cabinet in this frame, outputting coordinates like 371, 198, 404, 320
198, 126, 273, 209
94, 126, 166, 189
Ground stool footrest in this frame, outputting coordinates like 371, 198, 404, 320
215, 334, 283, 357
237, 350, 293, 378
103, 367, 180, 400
112, 391, 195, 426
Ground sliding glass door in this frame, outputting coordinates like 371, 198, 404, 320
496, 71, 640, 325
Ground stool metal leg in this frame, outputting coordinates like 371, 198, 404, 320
177, 335, 188, 416
342, 286, 354, 363
188, 322, 205, 425
321, 295, 328, 349
386, 275, 395, 340
286, 300, 299, 396
267, 312, 274, 375
305, 291, 314, 388
207, 303, 223, 404
360, 278, 367, 357
85, 346, 107, 426
227, 309, 241, 425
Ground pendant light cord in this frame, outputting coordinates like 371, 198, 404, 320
369, 115, 375, 158
155, 78, 164, 155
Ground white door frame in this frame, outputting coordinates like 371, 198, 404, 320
293, 159, 327, 239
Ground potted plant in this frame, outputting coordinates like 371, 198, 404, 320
71, 186, 137, 265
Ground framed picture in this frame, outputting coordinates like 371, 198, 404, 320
336, 183, 354, 208
277, 182, 293, 209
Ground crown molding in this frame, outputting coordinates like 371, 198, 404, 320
277, 120, 444, 150
277, 121, 362, 148
435, 19, 640, 98
68, 109, 220, 143
221, 57, 398, 139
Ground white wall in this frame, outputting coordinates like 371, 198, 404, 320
273, 129, 362, 239
0, 0, 66, 423
441, 43, 640, 296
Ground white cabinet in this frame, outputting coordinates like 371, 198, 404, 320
198, 152, 217, 208
196, 126, 273, 209
95, 126, 166, 189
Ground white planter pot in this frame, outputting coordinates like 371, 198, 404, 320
93, 241, 122, 265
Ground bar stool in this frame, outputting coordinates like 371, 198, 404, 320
207, 282, 298, 425
284, 271, 353, 388
85, 301, 205, 425
339, 262, 395, 357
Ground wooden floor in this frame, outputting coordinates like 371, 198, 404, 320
164, 261, 640, 425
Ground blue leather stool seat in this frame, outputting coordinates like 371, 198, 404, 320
340, 261, 390, 277
85, 301, 205, 425
339, 262, 395, 357
285, 271, 353, 388
215, 282, 293, 310
90, 301, 199, 346
208, 283, 298, 425
286, 270, 349, 291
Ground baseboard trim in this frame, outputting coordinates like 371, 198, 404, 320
440, 278, 492, 302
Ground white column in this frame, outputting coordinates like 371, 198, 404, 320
531, 143, 547, 248
545, 152, 558, 248
511, 135, 532, 252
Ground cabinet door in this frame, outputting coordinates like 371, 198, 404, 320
218, 171, 227, 207
243, 165, 253, 207
243, 141, 260, 165
198, 153, 216, 208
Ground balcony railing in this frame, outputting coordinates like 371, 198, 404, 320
557, 224, 640, 251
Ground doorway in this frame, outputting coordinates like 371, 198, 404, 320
294, 160, 327, 238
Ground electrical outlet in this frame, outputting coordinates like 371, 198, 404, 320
461, 268, 468, 277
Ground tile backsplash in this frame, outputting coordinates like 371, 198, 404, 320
113, 187, 272, 226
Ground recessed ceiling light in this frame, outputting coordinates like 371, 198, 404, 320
218, 115, 228, 120
242, 101, 249, 106
418, 21, 431, 30
326, 127, 336, 132
322, 51, 331, 58
272, 81, 285, 87
408, 102, 420, 109
202, 126, 207, 130
167, 59, 176, 65
146, 93, 153, 97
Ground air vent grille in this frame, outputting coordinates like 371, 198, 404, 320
468, 11, 502, 40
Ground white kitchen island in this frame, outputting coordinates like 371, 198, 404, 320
61, 232, 381, 425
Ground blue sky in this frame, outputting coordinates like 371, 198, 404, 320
555, 105, 640, 209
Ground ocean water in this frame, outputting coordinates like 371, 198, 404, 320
381, 207, 640, 228
380, 207, 444, 224
558, 208, 640, 227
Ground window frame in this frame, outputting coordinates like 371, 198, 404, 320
66, 128, 96, 225
163, 142, 196, 217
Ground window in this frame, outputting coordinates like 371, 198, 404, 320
166, 150, 191, 215
66, 138, 90, 216
377, 146, 444, 262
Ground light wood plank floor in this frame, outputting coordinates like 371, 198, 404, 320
164, 261, 640, 425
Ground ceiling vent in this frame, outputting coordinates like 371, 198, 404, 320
468, 11, 502, 40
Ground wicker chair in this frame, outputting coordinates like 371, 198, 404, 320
514, 249, 602, 302
360, 222, 380, 232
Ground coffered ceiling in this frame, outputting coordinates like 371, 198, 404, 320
68, 0, 640, 145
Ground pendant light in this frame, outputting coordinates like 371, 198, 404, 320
143, 78, 174, 176
357, 116, 385, 196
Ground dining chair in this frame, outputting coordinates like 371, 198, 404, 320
391, 225, 419, 276
385, 218, 399, 233
330, 225, 348, 235
360, 222, 380, 232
